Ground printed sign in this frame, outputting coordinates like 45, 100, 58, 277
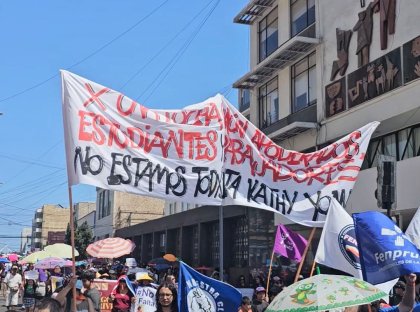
92, 279, 118, 312
61, 70, 378, 227
133, 286, 156, 312
125, 258, 137, 268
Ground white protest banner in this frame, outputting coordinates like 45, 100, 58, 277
133, 286, 156, 312
24, 270, 39, 281
125, 258, 137, 268
61, 70, 378, 227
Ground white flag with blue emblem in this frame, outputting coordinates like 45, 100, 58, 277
315, 199, 398, 296
315, 198, 361, 277
406, 207, 420, 249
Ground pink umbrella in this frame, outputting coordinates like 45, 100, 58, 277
8, 254, 18, 262
87, 237, 135, 258
34, 257, 67, 270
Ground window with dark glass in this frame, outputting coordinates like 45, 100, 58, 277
291, 52, 316, 113
259, 77, 279, 129
239, 89, 250, 112
360, 124, 420, 170
259, 7, 278, 62
291, 0, 315, 37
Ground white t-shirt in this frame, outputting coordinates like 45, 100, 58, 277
4, 272, 22, 290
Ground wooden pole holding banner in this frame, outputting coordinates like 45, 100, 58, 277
265, 248, 275, 298
68, 186, 77, 312
294, 227, 316, 283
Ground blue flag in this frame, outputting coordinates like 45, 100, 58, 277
353, 211, 420, 284
177, 261, 242, 312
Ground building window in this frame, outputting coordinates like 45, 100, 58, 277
360, 124, 420, 169
259, 7, 278, 62
259, 77, 279, 129
168, 203, 173, 215
291, 0, 315, 37
291, 52, 316, 113
98, 190, 111, 220
239, 89, 251, 112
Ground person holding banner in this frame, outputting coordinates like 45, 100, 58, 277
109, 276, 135, 312
133, 273, 156, 312
23, 279, 37, 312
156, 283, 178, 312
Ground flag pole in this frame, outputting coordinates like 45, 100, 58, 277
293, 227, 316, 283
219, 205, 223, 282
309, 259, 317, 277
68, 186, 77, 312
265, 248, 275, 298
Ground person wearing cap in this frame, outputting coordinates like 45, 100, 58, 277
136, 272, 155, 288
133, 273, 157, 311
4, 265, 22, 311
379, 274, 419, 312
390, 281, 406, 306
252, 286, 269, 312
81, 271, 101, 312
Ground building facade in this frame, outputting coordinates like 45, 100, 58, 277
118, 0, 420, 282
116, 205, 277, 285
163, 201, 200, 216
94, 188, 165, 240
233, 0, 420, 229
31, 204, 70, 250
74, 201, 96, 231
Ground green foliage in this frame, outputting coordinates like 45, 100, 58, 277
64, 219, 92, 260
76, 221, 93, 259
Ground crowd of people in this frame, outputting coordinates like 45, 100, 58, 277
0, 260, 419, 312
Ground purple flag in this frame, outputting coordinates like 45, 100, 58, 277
273, 224, 308, 261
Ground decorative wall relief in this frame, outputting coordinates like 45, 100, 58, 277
353, 2, 375, 67
330, 29, 353, 81
325, 77, 347, 117
347, 48, 401, 108
403, 36, 420, 84
373, 0, 396, 50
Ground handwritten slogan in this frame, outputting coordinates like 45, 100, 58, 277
61, 70, 378, 227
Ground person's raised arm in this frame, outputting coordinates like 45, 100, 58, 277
55, 277, 76, 309
399, 274, 416, 312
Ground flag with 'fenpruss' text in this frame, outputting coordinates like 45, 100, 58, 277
353, 211, 420, 285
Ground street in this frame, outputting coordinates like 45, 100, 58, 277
0, 293, 23, 312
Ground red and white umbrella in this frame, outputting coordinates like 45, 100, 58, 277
86, 237, 135, 258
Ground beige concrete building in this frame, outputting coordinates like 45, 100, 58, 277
31, 204, 70, 250
233, 0, 420, 228
74, 201, 96, 228
94, 189, 165, 240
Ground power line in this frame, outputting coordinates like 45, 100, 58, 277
136, 0, 221, 103
2, 140, 63, 186
0, 0, 170, 104
119, 0, 216, 91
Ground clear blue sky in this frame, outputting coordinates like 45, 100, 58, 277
0, 0, 249, 251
